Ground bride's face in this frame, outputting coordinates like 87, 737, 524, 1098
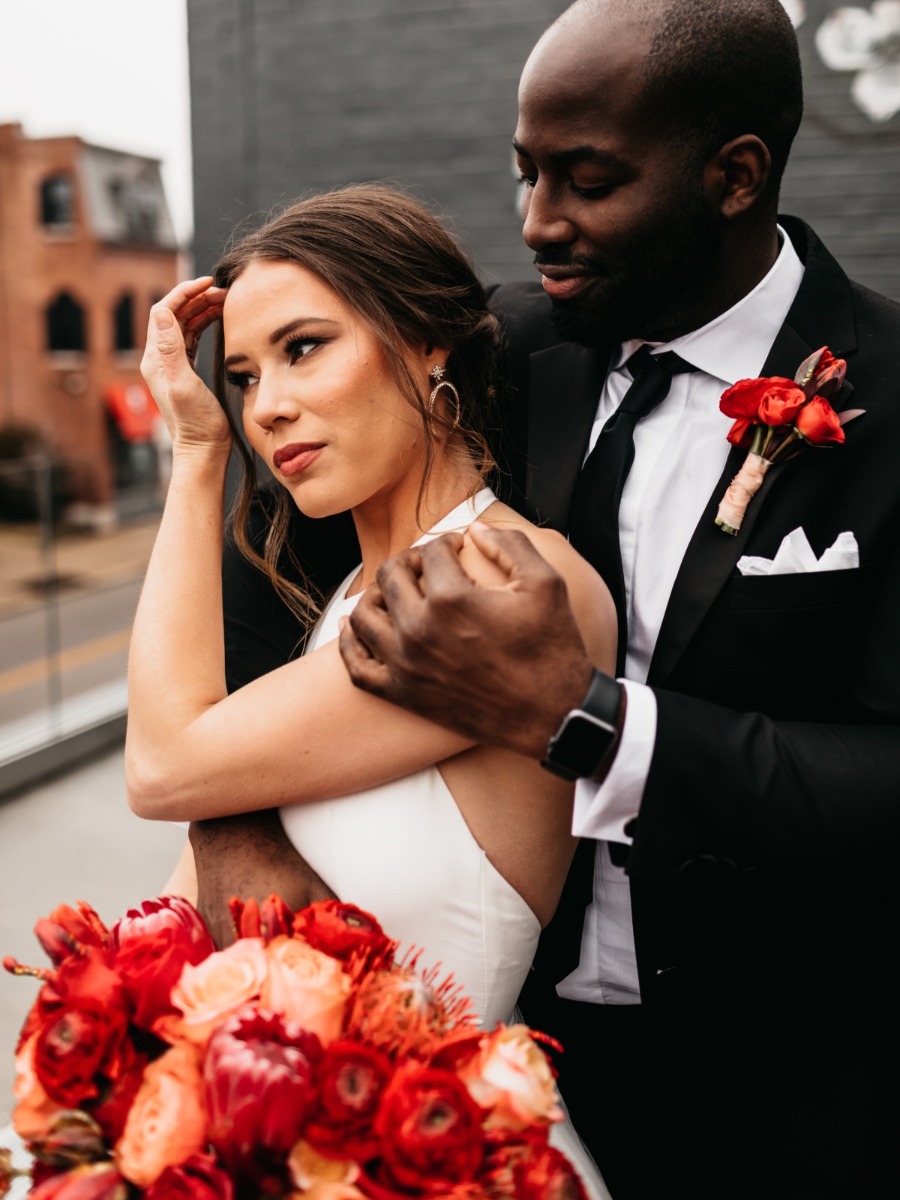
223, 259, 433, 519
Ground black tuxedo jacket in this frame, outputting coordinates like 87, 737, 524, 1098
222, 217, 900, 1197
490, 217, 900, 1198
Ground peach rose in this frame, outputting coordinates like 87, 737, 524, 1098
164, 937, 268, 1047
12, 1035, 66, 1140
260, 936, 350, 1045
457, 1025, 563, 1131
114, 1045, 207, 1187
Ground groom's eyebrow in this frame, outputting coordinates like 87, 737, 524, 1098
512, 137, 627, 171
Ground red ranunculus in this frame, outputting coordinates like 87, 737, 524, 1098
372, 1063, 484, 1193
512, 1143, 589, 1200
294, 902, 393, 967
29, 1164, 128, 1200
720, 376, 808, 428
32, 1004, 130, 1108
305, 1039, 393, 1163
144, 1154, 235, 1200
110, 896, 216, 1031
725, 416, 755, 447
30, 949, 132, 1111
229, 894, 295, 943
795, 395, 846, 445
204, 1006, 323, 1178
34, 904, 110, 968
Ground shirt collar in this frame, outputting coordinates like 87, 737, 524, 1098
613, 225, 805, 386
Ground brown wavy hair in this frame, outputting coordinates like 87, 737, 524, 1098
212, 183, 502, 626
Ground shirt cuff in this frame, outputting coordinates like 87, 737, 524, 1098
572, 680, 657, 844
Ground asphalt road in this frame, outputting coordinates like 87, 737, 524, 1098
0, 578, 141, 730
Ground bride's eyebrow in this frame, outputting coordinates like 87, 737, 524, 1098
268, 316, 340, 345
223, 317, 340, 368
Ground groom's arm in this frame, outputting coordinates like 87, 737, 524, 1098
190, 493, 359, 945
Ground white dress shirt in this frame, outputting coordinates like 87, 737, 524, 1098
558, 229, 805, 1004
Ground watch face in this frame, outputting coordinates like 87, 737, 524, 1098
551, 710, 616, 777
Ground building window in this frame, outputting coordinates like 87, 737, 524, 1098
40, 175, 74, 228
113, 293, 136, 351
46, 292, 86, 352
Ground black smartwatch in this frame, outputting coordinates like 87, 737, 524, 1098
541, 670, 624, 782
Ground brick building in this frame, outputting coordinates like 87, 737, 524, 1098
0, 124, 180, 524
187, 0, 900, 296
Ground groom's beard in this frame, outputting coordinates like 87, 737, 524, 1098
539, 191, 721, 348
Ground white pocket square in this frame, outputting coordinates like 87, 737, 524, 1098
736, 528, 859, 577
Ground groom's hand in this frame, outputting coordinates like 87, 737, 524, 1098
339, 523, 593, 759
190, 810, 337, 946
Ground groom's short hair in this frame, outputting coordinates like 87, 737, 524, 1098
562, 0, 804, 190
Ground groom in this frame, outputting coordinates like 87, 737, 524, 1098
197, 1, 900, 1197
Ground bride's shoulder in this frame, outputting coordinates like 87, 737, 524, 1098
460, 503, 616, 671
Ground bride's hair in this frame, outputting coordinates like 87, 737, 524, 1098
212, 182, 502, 626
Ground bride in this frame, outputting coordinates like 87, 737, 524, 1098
127, 184, 616, 1197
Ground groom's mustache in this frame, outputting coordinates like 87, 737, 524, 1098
533, 249, 605, 272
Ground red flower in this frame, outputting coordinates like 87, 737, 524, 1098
30, 953, 131, 1110
33, 904, 110, 968
110, 896, 216, 1031
29, 1164, 128, 1200
144, 1154, 235, 1200
512, 1143, 589, 1200
229, 894, 295, 943
795, 395, 846, 445
305, 1039, 393, 1163
725, 416, 756, 447
372, 1062, 484, 1193
87, 1040, 148, 1144
720, 376, 805, 426
294, 901, 394, 967
204, 1006, 323, 1177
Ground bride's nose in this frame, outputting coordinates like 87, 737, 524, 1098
247, 374, 299, 431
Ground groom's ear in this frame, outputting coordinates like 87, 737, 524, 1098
706, 134, 772, 219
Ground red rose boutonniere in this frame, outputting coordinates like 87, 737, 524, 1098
715, 346, 863, 535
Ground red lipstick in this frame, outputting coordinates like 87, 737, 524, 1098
272, 442, 324, 477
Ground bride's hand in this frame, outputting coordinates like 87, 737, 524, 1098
141, 277, 231, 455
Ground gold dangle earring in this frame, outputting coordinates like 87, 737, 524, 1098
428, 364, 461, 433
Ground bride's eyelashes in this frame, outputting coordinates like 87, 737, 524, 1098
224, 336, 325, 392
285, 335, 324, 364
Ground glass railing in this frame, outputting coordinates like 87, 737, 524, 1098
0, 453, 160, 789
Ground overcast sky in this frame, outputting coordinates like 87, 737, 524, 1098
0, 0, 193, 245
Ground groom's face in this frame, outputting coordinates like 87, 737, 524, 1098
514, 16, 722, 346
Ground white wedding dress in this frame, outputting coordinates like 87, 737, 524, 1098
280, 488, 611, 1200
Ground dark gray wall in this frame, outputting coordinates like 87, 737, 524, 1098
188, 0, 566, 286
188, 0, 900, 298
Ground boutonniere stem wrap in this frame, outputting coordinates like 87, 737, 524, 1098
715, 346, 863, 535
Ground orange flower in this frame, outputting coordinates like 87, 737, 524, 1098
456, 1025, 563, 1132
114, 1045, 207, 1187
163, 938, 267, 1047
260, 936, 350, 1045
12, 1035, 66, 1141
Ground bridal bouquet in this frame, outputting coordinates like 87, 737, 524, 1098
2, 896, 584, 1200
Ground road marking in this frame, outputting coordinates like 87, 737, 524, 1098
0, 628, 132, 696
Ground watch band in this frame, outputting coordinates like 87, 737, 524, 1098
541, 670, 624, 782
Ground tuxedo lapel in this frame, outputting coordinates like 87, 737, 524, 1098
647, 220, 858, 686
525, 340, 612, 531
